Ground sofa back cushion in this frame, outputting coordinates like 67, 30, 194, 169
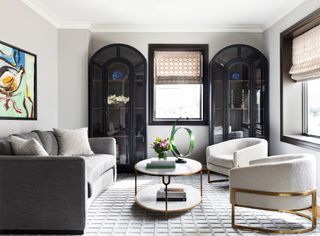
33, 130, 58, 155
12, 132, 43, 146
10, 136, 49, 156
0, 138, 13, 155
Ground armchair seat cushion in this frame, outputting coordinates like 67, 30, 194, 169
208, 154, 234, 168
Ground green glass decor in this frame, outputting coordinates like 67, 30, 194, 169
169, 118, 195, 163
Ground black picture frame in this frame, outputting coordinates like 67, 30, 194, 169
0, 40, 37, 120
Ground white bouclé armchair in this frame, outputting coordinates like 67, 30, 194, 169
230, 153, 317, 233
206, 138, 268, 182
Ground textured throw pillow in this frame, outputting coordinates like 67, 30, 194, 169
53, 127, 94, 156
10, 136, 49, 156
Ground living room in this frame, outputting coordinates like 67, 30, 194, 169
0, 0, 320, 235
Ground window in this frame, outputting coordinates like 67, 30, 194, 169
149, 44, 208, 125
304, 79, 320, 137
280, 8, 320, 150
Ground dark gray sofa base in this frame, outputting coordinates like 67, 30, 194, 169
0, 132, 117, 235
0, 229, 84, 235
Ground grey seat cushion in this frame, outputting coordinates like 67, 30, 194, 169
33, 130, 58, 155
0, 138, 13, 155
208, 154, 234, 169
83, 154, 115, 197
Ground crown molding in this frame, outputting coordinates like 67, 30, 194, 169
23, 0, 304, 33
21, 0, 61, 27
90, 24, 263, 33
262, 0, 306, 30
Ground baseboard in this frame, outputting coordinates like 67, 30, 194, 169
0, 229, 84, 235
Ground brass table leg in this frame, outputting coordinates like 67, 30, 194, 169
135, 169, 137, 196
162, 175, 171, 218
200, 170, 203, 202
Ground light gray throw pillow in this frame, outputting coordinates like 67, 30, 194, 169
53, 127, 94, 156
10, 136, 49, 156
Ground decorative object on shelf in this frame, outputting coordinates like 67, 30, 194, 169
107, 95, 130, 106
231, 89, 234, 109
146, 160, 176, 169
151, 137, 171, 160
231, 72, 240, 80
241, 89, 245, 109
0, 41, 36, 120
112, 70, 123, 80
156, 187, 186, 201
169, 118, 195, 163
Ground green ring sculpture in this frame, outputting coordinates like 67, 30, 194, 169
169, 118, 195, 163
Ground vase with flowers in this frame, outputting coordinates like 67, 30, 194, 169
151, 137, 171, 160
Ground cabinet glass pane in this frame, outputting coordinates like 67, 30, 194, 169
214, 47, 238, 66
107, 62, 130, 165
91, 65, 103, 109
228, 64, 250, 139
91, 110, 104, 136
94, 45, 117, 66
120, 47, 142, 67
255, 67, 265, 137
212, 64, 224, 143
133, 69, 146, 161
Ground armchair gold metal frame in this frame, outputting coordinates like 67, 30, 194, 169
231, 188, 317, 234
207, 169, 228, 183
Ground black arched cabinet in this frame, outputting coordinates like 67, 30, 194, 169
209, 44, 268, 144
89, 44, 147, 172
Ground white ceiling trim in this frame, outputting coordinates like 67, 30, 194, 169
22, 0, 304, 33
21, 0, 61, 28
90, 24, 263, 33
262, 0, 306, 30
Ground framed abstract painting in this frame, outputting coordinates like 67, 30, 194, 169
0, 41, 37, 120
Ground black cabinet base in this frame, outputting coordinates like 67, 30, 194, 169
0, 230, 84, 235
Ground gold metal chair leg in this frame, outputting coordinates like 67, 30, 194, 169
231, 188, 317, 234
207, 169, 228, 183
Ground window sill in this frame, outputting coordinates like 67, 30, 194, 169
281, 134, 320, 151
149, 120, 208, 126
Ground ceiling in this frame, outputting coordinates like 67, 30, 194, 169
22, 0, 306, 32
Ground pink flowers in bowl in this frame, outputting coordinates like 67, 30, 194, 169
152, 137, 171, 158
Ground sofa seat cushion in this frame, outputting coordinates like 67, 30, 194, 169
208, 154, 234, 169
83, 154, 115, 197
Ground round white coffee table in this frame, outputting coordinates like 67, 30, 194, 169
134, 157, 203, 215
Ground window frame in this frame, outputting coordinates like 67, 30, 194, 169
280, 8, 320, 151
148, 44, 209, 126
302, 80, 320, 139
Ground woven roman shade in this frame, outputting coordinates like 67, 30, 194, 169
154, 51, 202, 84
289, 24, 320, 81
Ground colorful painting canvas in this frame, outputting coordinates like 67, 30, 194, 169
0, 41, 36, 119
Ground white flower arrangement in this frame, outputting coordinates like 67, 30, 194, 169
107, 95, 130, 106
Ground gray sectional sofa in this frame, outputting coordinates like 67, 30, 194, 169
0, 130, 116, 234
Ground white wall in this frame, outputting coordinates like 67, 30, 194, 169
87, 32, 264, 163
58, 29, 91, 128
0, 0, 58, 137
264, 0, 320, 197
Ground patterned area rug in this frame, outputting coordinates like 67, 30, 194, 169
85, 173, 320, 236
